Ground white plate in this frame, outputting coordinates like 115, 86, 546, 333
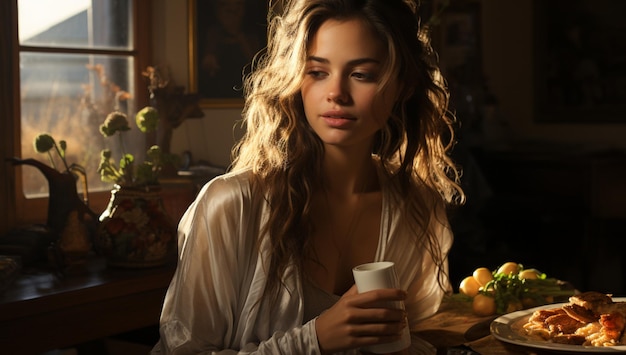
490, 298, 626, 353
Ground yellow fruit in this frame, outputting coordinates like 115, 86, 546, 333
459, 276, 480, 297
497, 262, 519, 276
519, 269, 539, 279
472, 267, 493, 286
472, 293, 497, 316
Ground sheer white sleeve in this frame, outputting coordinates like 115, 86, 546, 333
152, 173, 322, 354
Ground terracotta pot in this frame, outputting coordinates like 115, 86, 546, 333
96, 184, 176, 268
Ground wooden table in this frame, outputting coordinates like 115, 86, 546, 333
413, 295, 579, 355
0, 257, 174, 355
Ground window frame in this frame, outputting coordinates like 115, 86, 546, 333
1, 0, 152, 234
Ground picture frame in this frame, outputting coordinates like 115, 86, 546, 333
188, 0, 268, 108
533, 0, 626, 123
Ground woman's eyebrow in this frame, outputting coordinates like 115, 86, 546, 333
306, 55, 381, 66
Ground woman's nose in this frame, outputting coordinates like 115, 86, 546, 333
326, 77, 348, 103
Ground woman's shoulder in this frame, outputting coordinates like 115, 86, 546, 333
194, 169, 258, 208
202, 168, 252, 190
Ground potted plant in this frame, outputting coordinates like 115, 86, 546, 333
95, 107, 177, 268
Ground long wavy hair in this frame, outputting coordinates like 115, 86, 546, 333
231, 0, 465, 301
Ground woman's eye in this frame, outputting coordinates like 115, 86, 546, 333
306, 70, 327, 79
352, 71, 375, 81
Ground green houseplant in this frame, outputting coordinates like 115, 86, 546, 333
97, 107, 164, 188
95, 106, 177, 268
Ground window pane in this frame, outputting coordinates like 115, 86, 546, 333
20, 52, 143, 198
18, 0, 131, 49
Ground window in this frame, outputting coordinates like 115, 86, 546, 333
2, 0, 151, 228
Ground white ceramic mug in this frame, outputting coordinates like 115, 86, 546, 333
352, 261, 411, 353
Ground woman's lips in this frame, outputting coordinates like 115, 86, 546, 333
321, 111, 355, 128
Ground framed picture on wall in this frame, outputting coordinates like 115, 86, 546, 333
534, 0, 626, 123
188, 0, 268, 108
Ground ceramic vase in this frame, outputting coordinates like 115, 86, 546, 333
96, 184, 176, 268
7, 157, 98, 270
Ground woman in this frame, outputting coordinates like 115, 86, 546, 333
153, 0, 464, 353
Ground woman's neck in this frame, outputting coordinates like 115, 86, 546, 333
321, 148, 379, 196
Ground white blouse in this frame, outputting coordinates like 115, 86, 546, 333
152, 168, 452, 354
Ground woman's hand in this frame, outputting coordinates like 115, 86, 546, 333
315, 284, 408, 354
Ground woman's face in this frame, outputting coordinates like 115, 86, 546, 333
301, 18, 398, 150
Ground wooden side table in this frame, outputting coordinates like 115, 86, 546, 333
0, 257, 175, 354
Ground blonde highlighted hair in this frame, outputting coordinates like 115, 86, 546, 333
231, 0, 464, 299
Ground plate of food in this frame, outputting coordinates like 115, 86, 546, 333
491, 292, 626, 352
